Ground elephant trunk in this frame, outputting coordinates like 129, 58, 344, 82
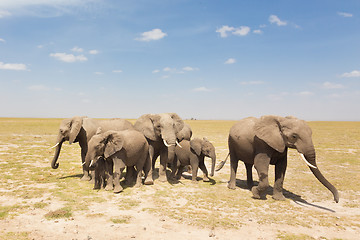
51, 138, 64, 169
304, 150, 339, 203
163, 132, 176, 164
210, 155, 216, 177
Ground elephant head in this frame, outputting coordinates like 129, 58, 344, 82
190, 138, 216, 177
84, 131, 124, 170
51, 116, 84, 169
134, 113, 186, 163
254, 115, 339, 202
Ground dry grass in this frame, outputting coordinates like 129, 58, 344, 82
0, 118, 359, 239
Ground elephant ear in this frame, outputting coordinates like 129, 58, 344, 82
69, 116, 83, 144
190, 138, 202, 156
134, 114, 158, 141
170, 113, 185, 134
104, 132, 124, 158
254, 115, 285, 153
176, 123, 192, 141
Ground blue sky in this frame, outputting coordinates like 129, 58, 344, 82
0, 0, 359, 120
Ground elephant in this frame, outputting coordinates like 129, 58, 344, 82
50, 116, 134, 181
84, 130, 153, 193
216, 115, 339, 202
171, 138, 216, 182
134, 113, 192, 182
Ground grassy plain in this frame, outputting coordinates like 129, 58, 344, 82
0, 118, 359, 239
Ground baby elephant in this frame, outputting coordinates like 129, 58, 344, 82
84, 130, 153, 193
171, 138, 216, 182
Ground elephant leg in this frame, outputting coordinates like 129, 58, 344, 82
158, 150, 168, 182
93, 166, 101, 190
190, 159, 199, 182
245, 163, 254, 189
273, 157, 287, 201
80, 146, 91, 181
252, 153, 270, 199
125, 166, 136, 186
105, 160, 114, 191
228, 152, 238, 189
113, 159, 125, 193
143, 154, 154, 185
199, 159, 209, 182
175, 165, 184, 180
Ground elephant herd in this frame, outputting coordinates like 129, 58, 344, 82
50, 113, 339, 203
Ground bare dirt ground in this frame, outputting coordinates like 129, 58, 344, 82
0, 119, 359, 240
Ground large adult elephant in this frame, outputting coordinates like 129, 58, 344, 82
50, 116, 134, 181
134, 113, 192, 182
216, 115, 339, 202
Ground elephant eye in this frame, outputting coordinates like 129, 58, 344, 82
291, 134, 298, 139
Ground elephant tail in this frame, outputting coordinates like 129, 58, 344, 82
215, 153, 229, 171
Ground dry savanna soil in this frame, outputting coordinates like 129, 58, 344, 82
0, 118, 359, 240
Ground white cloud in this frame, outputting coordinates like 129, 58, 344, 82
112, 70, 123, 73
216, 25, 251, 37
233, 26, 251, 36
240, 81, 264, 85
0, 38, 5, 42
338, 12, 353, 18
0, 0, 95, 17
94, 72, 104, 75
71, 46, 83, 52
322, 82, 345, 89
28, 84, 48, 91
0, 10, 11, 18
135, 29, 167, 42
89, 49, 99, 55
224, 58, 236, 64
183, 66, 199, 71
269, 15, 287, 26
192, 87, 212, 92
341, 70, 360, 78
0, 62, 27, 71
298, 91, 314, 96
253, 29, 263, 34
50, 53, 87, 63
152, 69, 160, 74
216, 25, 235, 38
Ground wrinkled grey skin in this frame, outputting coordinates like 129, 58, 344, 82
51, 116, 134, 181
217, 115, 339, 202
134, 113, 192, 182
171, 138, 216, 182
84, 130, 153, 193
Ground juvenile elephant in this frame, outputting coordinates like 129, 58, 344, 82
84, 130, 153, 193
50, 116, 134, 181
171, 138, 216, 182
134, 113, 192, 182
216, 115, 339, 202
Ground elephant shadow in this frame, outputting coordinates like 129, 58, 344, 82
58, 174, 83, 179
235, 179, 335, 212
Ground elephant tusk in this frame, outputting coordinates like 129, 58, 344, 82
299, 153, 317, 169
89, 160, 94, 168
81, 161, 86, 166
176, 140, 182, 148
50, 142, 60, 149
163, 139, 171, 147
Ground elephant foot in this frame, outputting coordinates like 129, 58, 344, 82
144, 178, 154, 185
105, 184, 114, 191
272, 192, 286, 201
203, 176, 210, 182
81, 175, 91, 181
158, 174, 167, 182
134, 182, 142, 188
251, 186, 261, 199
113, 185, 123, 193
227, 181, 236, 190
